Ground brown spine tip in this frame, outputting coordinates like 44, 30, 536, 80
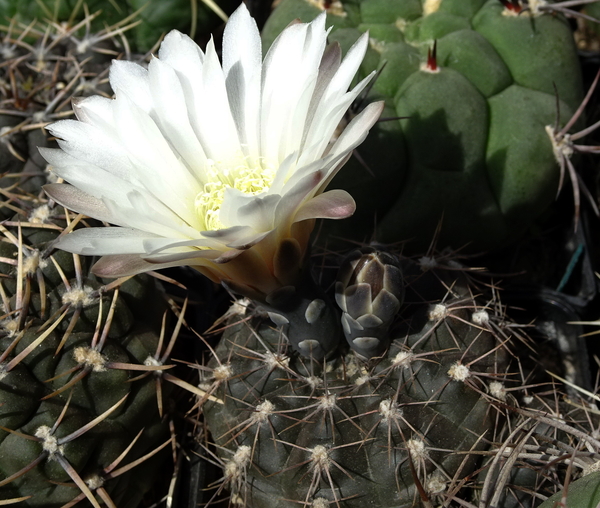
426, 41, 437, 71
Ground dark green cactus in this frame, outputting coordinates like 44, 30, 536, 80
538, 471, 600, 508
197, 249, 600, 508
201, 257, 511, 507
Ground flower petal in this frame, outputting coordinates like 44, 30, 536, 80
147, 56, 209, 177
200, 225, 269, 249
43, 147, 199, 237
73, 96, 115, 130
329, 101, 385, 159
41, 8, 380, 302
222, 3, 262, 161
300, 41, 341, 151
317, 32, 370, 115
260, 12, 328, 164
298, 71, 376, 168
158, 30, 205, 65
55, 227, 161, 255
109, 60, 152, 112
44, 183, 116, 224
196, 38, 242, 162
112, 91, 202, 225
294, 189, 356, 223
45, 121, 135, 181
273, 169, 325, 226
313, 101, 385, 194
220, 187, 281, 231
92, 254, 200, 278
41, 147, 125, 193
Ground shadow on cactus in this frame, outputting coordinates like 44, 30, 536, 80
200, 252, 512, 507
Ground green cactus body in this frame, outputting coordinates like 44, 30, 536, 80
538, 471, 600, 508
0, 197, 174, 508
262, 0, 583, 251
202, 261, 510, 507
0, 200, 172, 508
0, 0, 236, 51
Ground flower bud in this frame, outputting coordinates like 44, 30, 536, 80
335, 248, 404, 359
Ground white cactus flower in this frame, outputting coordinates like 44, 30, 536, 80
42, 3, 383, 300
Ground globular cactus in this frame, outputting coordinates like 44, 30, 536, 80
200, 255, 512, 507
262, 0, 589, 251
0, 0, 234, 52
0, 13, 178, 507
197, 248, 600, 508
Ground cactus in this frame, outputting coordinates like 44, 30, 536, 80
196, 247, 600, 508
0, 0, 234, 52
200, 254, 506, 507
0, 12, 180, 507
262, 0, 589, 252
6, 2, 597, 508
538, 471, 600, 508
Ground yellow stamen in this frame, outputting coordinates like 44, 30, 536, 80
195, 158, 276, 231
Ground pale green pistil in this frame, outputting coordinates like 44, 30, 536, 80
195, 159, 276, 231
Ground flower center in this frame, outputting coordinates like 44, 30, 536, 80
195, 159, 276, 231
